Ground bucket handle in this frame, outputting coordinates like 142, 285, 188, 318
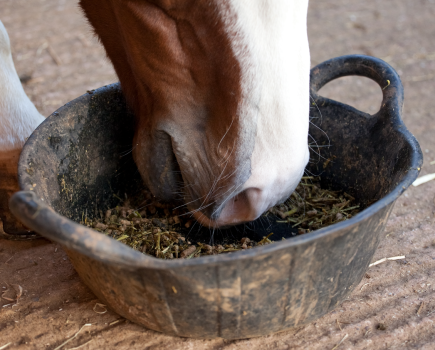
310, 54, 403, 118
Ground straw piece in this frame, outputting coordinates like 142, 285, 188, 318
387, 256, 406, 261
369, 256, 405, 267
93, 303, 107, 314
369, 258, 387, 267
53, 324, 92, 350
331, 334, 348, 350
413, 173, 435, 187
109, 320, 121, 326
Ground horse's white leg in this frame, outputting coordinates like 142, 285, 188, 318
0, 20, 45, 238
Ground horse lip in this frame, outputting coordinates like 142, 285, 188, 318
191, 208, 255, 229
186, 188, 238, 224
183, 196, 223, 224
191, 209, 229, 228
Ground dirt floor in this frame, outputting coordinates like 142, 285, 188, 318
1, 0, 435, 348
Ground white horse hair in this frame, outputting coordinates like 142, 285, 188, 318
216, 0, 310, 224
0, 20, 44, 152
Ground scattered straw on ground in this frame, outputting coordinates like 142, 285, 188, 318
369, 256, 406, 267
331, 334, 348, 350
413, 173, 435, 186
53, 324, 92, 350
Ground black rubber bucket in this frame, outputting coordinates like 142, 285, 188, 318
10, 55, 422, 339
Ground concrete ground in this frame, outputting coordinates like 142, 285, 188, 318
1, 0, 435, 348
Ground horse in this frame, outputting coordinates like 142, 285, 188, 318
79, 0, 311, 228
0, 0, 310, 235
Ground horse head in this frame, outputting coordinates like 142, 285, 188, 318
80, 0, 310, 227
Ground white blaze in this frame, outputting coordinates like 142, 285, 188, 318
217, 0, 311, 219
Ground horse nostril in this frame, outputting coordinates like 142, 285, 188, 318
215, 187, 263, 225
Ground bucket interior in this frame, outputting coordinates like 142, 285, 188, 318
20, 84, 414, 244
